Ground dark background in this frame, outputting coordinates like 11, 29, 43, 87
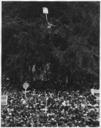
2, 2, 99, 91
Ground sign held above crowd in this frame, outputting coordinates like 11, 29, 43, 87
42, 7, 49, 14
23, 81, 30, 99
42, 7, 55, 29
23, 81, 29, 90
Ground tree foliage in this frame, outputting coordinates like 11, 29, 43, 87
2, 2, 99, 89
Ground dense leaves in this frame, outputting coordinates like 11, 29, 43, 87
2, 2, 99, 89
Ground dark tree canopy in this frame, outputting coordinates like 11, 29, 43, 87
2, 2, 99, 90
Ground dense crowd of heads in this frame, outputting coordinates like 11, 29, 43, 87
1, 89, 99, 127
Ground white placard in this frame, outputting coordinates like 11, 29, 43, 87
23, 82, 29, 90
42, 7, 49, 14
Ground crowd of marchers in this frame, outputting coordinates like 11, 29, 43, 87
1, 89, 99, 127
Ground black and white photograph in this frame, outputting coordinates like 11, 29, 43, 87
1, 1, 100, 127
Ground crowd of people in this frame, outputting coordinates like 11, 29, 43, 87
1, 88, 99, 127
